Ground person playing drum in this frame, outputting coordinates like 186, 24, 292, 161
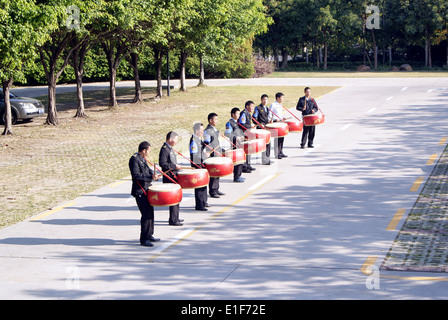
189, 123, 209, 211
159, 131, 184, 226
253, 94, 272, 165
238, 101, 257, 172
129, 141, 162, 247
268, 92, 289, 159
225, 107, 246, 183
204, 113, 225, 198
296, 87, 319, 149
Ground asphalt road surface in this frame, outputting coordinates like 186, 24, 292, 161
1, 77, 448, 301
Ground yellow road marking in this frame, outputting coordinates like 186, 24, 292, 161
386, 209, 406, 231
29, 201, 77, 221
439, 137, 447, 145
147, 172, 282, 261
426, 154, 438, 165
361, 256, 378, 275
108, 178, 131, 188
410, 177, 424, 192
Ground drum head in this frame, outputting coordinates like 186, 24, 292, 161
204, 157, 232, 165
148, 184, 181, 192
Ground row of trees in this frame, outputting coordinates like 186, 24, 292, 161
0, 0, 271, 134
255, 0, 448, 70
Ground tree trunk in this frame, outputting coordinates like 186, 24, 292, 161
2, 77, 14, 135
323, 41, 328, 70
371, 29, 377, 70
45, 77, 58, 126
73, 45, 87, 118
198, 54, 205, 86
154, 48, 163, 98
179, 50, 188, 91
280, 48, 288, 69
427, 33, 432, 69
129, 52, 142, 103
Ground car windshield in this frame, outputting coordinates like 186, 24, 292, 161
0, 89, 17, 100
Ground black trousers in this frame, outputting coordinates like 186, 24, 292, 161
195, 186, 208, 210
274, 137, 284, 156
209, 177, 220, 196
301, 125, 316, 147
262, 142, 271, 163
233, 164, 243, 180
135, 194, 154, 243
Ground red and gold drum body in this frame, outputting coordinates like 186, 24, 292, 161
225, 148, 246, 165
147, 184, 182, 207
266, 122, 289, 138
240, 138, 266, 155
204, 157, 234, 177
177, 169, 210, 189
286, 120, 303, 132
245, 129, 271, 144
303, 113, 325, 126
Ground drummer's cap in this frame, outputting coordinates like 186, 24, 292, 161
139, 141, 151, 152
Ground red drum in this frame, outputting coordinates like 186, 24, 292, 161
286, 120, 303, 132
266, 122, 289, 138
245, 129, 271, 144
225, 148, 246, 165
177, 169, 210, 189
147, 184, 182, 207
303, 113, 325, 126
240, 138, 266, 155
204, 157, 234, 177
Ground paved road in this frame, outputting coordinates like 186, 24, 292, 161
1, 77, 448, 301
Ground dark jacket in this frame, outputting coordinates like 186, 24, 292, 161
296, 96, 319, 116
129, 152, 153, 197
253, 104, 270, 127
189, 134, 206, 168
204, 124, 223, 157
158, 142, 178, 183
238, 108, 252, 131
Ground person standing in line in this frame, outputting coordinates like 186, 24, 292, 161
296, 87, 319, 149
269, 92, 289, 159
189, 122, 209, 211
225, 107, 246, 183
253, 94, 271, 165
129, 141, 162, 247
159, 131, 183, 226
204, 113, 225, 198
238, 100, 256, 172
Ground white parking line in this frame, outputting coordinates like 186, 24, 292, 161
401, 87, 408, 91
386, 96, 394, 101
149, 228, 196, 257
340, 123, 353, 131
249, 174, 276, 191
366, 107, 376, 114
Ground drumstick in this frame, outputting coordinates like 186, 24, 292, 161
250, 114, 266, 129
171, 147, 202, 169
220, 132, 238, 149
145, 159, 179, 184
204, 144, 222, 156
283, 107, 302, 122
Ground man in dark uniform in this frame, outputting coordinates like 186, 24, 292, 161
159, 131, 183, 226
225, 107, 245, 183
296, 87, 319, 148
129, 141, 162, 247
190, 123, 208, 211
238, 101, 256, 172
204, 113, 225, 198
253, 94, 271, 165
